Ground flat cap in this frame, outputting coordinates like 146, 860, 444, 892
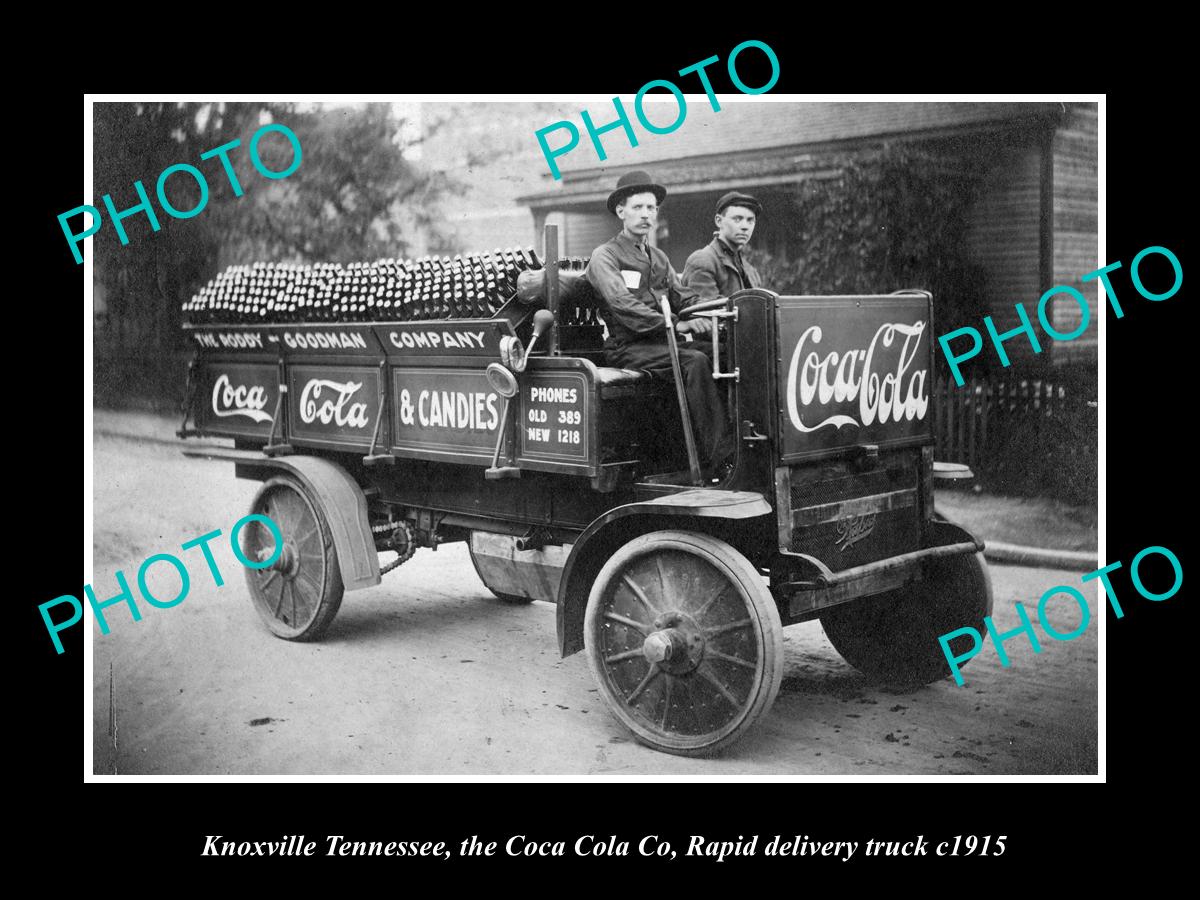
715, 191, 762, 216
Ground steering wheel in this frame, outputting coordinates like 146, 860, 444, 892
678, 298, 730, 319
676, 298, 731, 337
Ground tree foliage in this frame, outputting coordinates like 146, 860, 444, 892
91, 102, 461, 353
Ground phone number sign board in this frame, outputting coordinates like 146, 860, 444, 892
518, 372, 590, 463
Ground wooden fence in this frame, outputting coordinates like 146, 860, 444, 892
933, 373, 1096, 500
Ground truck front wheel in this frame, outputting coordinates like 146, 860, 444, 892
584, 530, 784, 757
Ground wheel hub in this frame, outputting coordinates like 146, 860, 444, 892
643, 611, 705, 675
262, 542, 299, 577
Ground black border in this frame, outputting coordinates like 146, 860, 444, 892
29, 31, 1183, 877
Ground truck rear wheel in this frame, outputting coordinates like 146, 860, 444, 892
243, 475, 344, 641
584, 530, 783, 757
466, 536, 535, 604
484, 589, 535, 605
819, 550, 992, 685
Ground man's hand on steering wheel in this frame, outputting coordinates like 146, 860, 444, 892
674, 297, 728, 336
675, 317, 713, 335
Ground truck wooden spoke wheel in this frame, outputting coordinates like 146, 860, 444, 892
243, 476, 344, 641
584, 531, 783, 757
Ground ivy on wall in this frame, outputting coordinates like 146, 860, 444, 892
744, 141, 993, 374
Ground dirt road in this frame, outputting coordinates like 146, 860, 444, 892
90, 430, 1098, 775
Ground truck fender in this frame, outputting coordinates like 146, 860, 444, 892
185, 447, 381, 591
556, 489, 772, 657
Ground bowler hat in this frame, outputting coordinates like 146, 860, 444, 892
607, 170, 668, 215
715, 191, 762, 217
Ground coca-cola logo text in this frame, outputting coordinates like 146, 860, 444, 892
299, 379, 370, 429
211, 374, 273, 423
785, 322, 929, 434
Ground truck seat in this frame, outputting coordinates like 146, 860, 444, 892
594, 367, 649, 387
596, 366, 666, 401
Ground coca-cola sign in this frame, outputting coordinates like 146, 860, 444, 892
211, 373, 273, 423
776, 297, 933, 460
288, 365, 379, 448
299, 379, 369, 429
197, 363, 277, 437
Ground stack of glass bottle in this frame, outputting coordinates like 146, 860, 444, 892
183, 248, 594, 325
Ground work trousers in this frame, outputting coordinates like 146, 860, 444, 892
605, 336, 735, 469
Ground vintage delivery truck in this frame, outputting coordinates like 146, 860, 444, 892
179, 227, 992, 756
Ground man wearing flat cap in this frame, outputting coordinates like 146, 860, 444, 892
585, 170, 735, 475
683, 191, 763, 301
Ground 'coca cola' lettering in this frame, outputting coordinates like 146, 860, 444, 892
299, 379, 370, 429
212, 374, 273, 423
785, 321, 929, 433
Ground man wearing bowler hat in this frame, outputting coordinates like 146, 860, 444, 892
585, 170, 735, 477
682, 191, 763, 301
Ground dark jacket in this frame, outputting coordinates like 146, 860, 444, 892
585, 230, 698, 346
682, 236, 762, 301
